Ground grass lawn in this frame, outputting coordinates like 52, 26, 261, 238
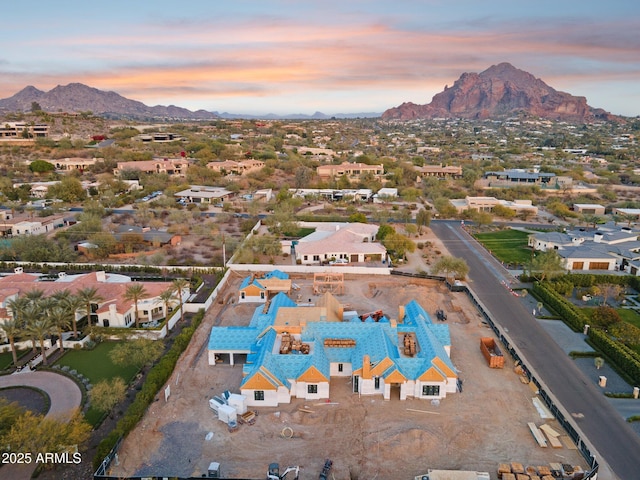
473, 229, 531, 265
0, 349, 29, 370
618, 308, 640, 329
55, 341, 140, 426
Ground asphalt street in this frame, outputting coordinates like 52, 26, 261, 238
430, 220, 640, 480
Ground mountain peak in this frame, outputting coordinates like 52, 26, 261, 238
0, 83, 218, 120
382, 63, 616, 122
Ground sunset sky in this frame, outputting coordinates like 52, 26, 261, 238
2, 1, 639, 116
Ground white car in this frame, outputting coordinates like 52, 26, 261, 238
329, 258, 349, 265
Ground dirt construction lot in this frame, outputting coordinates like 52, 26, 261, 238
110, 273, 586, 480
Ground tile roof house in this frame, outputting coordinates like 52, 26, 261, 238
0, 271, 183, 330
208, 292, 458, 407
291, 223, 388, 265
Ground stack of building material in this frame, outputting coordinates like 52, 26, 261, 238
497, 464, 511, 479
539, 424, 563, 448
501, 474, 516, 480
510, 463, 524, 476
535, 466, 551, 477
403, 333, 417, 356
324, 338, 356, 347
527, 423, 548, 447
280, 333, 292, 354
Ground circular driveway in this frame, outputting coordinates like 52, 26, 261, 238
0, 371, 82, 420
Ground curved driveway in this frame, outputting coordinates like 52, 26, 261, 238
0, 370, 82, 420
431, 221, 640, 480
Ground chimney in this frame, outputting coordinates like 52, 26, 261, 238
398, 305, 405, 324
362, 354, 372, 380
96, 271, 106, 282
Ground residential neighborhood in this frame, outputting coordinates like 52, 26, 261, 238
0, 109, 639, 480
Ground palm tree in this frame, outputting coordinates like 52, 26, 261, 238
171, 278, 190, 323
23, 288, 45, 304
65, 294, 84, 339
124, 284, 148, 328
52, 290, 83, 339
48, 305, 72, 351
24, 312, 55, 366
76, 287, 103, 328
1, 318, 22, 366
159, 288, 178, 320
6, 296, 30, 362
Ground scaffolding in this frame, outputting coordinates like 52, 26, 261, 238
313, 272, 344, 295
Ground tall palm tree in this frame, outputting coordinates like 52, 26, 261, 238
52, 289, 83, 339
76, 287, 103, 327
48, 305, 72, 351
6, 296, 30, 361
159, 288, 178, 320
171, 278, 190, 323
22, 302, 43, 354
24, 312, 55, 366
1, 317, 22, 366
124, 283, 148, 328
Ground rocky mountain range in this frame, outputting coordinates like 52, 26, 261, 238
0, 83, 218, 120
382, 63, 617, 122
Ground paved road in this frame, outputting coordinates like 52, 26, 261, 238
0, 370, 83, 480
430, 221, 640, 480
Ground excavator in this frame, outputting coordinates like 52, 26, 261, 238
266, 463, 300, 480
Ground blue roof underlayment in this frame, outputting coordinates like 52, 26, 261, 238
208, 292, 456, 389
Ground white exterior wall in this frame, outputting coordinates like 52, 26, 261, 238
291, 381, 330, 401
409, 380, 448, 400
238, 291, 266, 303
330, 362, 352, 377
242, 388, 281, 407
96, 304, 127, 328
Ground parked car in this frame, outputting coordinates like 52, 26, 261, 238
329, 258, 349, 265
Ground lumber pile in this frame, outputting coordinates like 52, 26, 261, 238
324, 338, 356, 347
539, 424, 563, 448
403, 332, 417, 356
527, 422, 548, 447
498, 463, 584, 480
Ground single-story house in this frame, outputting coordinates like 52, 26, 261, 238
290, 223, 387, 265
208, 292, 457, 406
174, 186, 234, 205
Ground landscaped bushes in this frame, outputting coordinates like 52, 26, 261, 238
533, 282, 588, 332
589, 328, 640, 386
93, 309, 205, 469
535, 280, 640, 387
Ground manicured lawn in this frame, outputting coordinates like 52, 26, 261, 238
473, 229, 531, 265
55, 341, 140, 426
55, 341, 139, 384
0, 349, 29, 370
618, 308, 640, 329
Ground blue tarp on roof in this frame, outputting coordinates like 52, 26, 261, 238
208, 326, 259, 351
263, 270, 289, 280
217, 293, 455, 387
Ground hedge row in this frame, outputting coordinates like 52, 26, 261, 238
555, 273, 640, 291
533, 282, 588, 332
535, 280, 640, 387
93, 309, 205, 469
589, 328, 640, 386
